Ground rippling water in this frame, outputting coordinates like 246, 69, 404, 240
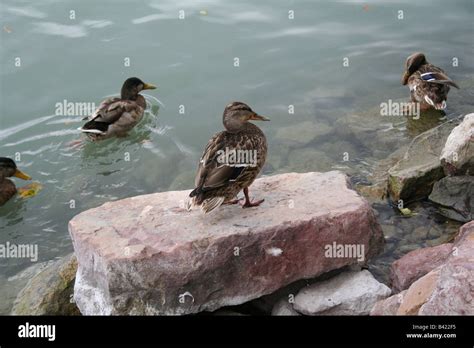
0, 0, 473, 313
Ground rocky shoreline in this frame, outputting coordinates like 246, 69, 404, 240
10, 113, 473, 316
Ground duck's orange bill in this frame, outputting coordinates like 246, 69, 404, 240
249, 113, 270, 121
143, 83, 157, 90
14, 169, 31, 180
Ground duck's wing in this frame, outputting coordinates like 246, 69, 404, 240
420, 71, 460, 89
80, 98, 140, 134
418, 65, 460, 89
82, 97, 119, 121
191, 132, 247, 195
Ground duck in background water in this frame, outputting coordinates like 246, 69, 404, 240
0, 158, 31, 206
402, 52, 459, 111
79, 77, 157, 141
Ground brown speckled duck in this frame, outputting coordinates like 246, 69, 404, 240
402, 52, 459, 111
187, 102, 269, 213
79, 77, 156, 141
0, 158, 31, 206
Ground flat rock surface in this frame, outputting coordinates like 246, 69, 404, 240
69, 171, 384, 315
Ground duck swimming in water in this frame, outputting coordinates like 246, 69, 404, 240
79, 77, 156, 141
402, 52, 459, 111
187, 102, 269, 213
0, 158, 31, 206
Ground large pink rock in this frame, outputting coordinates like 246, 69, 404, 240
69, 171, 384, 315
390, 243, 453, 292
370, 290, 407, 315
384, 221, 474, 315
419, 221, 474, 315
397, 268, 441, 315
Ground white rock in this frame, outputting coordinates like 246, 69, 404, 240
440, 113, 474, 175
293, 270, 391, 315
271, 298, 301, 316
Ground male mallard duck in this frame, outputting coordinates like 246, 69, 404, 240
187, 102, 269, 213
402, 52, 459, 111
79, 77, 156, 141
0, 158, 31, 206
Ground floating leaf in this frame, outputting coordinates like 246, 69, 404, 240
399, 207, 417, 217
18, 182, 43, 199
199, 10, 208, 16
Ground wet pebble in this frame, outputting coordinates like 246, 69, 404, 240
412, 226, 429, 240
397, 243, 420, 255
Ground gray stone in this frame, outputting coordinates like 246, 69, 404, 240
429, 176, 474, 222
11, 254, 80, 315
293, 270, 391, 315
388, 118, 462, 202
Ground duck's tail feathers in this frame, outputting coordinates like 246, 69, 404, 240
185, 197, 195, 211
427, 79, 460, 89
79, 120, 109, 134
78, 127, 106, 135
201, 197, 225, 214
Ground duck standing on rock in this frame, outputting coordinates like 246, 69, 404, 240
187, 102, 269, 213
79, 77, 156, 141
0, 158, 31, 206
402, 52, 459, 111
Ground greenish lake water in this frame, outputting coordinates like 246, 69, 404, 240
0, 0, 473, 313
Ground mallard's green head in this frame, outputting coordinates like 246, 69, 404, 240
121, 77, 157, 100
0, 157, 31, 180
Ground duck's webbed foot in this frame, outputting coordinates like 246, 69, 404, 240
66, 139, 86, 149
224, 198, 242, 205
242, 187, 264, 208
